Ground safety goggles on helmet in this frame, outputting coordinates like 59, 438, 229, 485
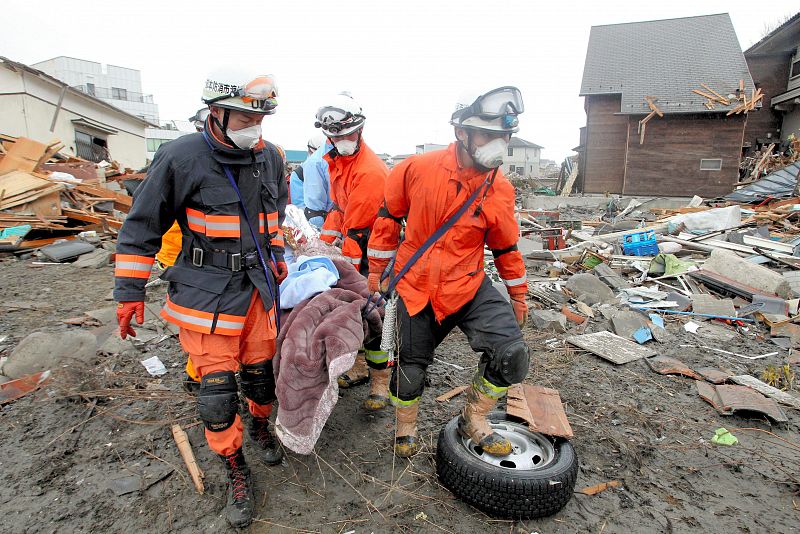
453, 86, 524, 122
205, 75, 278, 112
314, 106, 364, 134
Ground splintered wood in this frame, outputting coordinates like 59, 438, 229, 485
638, 96, 663, 145
506, 384, 573, 438
171, 424, 205, 494
693, 81, 762, 114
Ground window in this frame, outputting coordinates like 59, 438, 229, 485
792, 58, 800, 79
74, 131, 108, 162
111, 87, 127, 100
507, 147, 514, 156
700, 158, 723, 171
86, 83, 95, 96
147, 138, 170, 152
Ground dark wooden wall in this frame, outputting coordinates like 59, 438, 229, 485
582, 94, 628, 193
744, 52, 792, 148
622, 113, 746, 197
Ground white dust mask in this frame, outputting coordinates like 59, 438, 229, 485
471, 138, 508, 169
227, 124, 262, 149
334, 139, 358, 156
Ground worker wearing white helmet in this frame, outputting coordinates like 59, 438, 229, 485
316, 92, 393, 410
115, 68, 288, 528
367, 86, 530, 458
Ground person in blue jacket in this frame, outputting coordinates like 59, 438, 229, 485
289, 134, 334, 228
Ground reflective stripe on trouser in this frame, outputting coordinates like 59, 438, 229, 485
178, 289, 277, 456
472, 374, 509, 400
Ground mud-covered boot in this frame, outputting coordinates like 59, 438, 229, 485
338, 351, 370, 388
394, 402, 420, 458
362, 368, 390, 410
458, 385, 512, 456
249, 416, 283, 465
220, 448, 254, 528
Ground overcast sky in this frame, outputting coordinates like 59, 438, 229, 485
1, 1, 795, 162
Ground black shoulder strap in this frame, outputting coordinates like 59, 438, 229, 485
295, 165, 305, 182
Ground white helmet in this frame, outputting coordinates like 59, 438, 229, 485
202, 68, 278, 115
315, 92, 365, 137
307, 134, 327, 152
450, 86, 524, 133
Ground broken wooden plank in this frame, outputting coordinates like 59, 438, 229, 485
700, 83, 730, 105
506, 384, 573, 438
579, 480, 622, 496
435, 385, 468, 402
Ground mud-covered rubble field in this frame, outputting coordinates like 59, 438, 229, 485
0, 257, 798, 533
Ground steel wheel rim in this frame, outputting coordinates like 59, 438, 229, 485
459, 420, 557, 471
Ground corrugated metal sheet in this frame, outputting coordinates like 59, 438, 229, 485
725, 161, 800, 203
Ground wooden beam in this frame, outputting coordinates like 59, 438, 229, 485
700, 83, 730, 105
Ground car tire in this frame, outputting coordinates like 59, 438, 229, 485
436, 411, 578, 519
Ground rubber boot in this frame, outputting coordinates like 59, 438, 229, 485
249, 416, 283, 465
458, 386, 513, 456
220, 448, 254, 528
394, 403, 420, 458
362, 368, 390, 410
337, 352, 370, 388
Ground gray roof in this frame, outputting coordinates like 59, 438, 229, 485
580, 14, 755, 115
509, 137, 543, 149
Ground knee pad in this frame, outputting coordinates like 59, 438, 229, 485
488, 340, 529, 386
389, 365, 426, 401
197, 371, 239, 432
239, 360, 276, 405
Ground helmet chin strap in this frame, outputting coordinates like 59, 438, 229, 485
210, 109, 238, 147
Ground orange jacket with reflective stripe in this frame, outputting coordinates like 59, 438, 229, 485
367, 143, 527, 322
114, 131, 287, 336
319, 140, 388, 269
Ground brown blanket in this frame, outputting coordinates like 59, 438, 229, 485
273, 258, 382, 454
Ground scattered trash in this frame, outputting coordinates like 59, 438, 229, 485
646, 356, 703, 380
566, 331, 656, 364
696, 381, 788, 423
0, 370, 51, 404
729, 375, 800, 410
579, 480, 622, 496
711, 427, 738, 446
684, 321, 701, 334
435, 385, 469, 402
140, 356, 167, 377
172, 424, 205, 494
506, 384, 573, 439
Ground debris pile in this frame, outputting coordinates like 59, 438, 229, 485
517, 189, 800, 424
0, 135, 136, 250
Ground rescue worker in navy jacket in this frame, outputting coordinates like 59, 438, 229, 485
114, 69, 288, 529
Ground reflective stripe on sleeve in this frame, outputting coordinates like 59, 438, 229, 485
502, 275, 528, 287
115, 254, 155, 279
321, 229, 342, 238
367, 248, 396, 259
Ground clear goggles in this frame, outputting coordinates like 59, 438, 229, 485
206, 75, 278, 111
455, 86, 524, 124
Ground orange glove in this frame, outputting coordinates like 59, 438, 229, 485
368, 272, 390, 294
275, 261, 288, 283
117, 301, 145, 339
508, 287, 528, 328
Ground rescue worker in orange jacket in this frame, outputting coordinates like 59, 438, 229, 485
114, 70, 288, 529
315, 93, 392, 410
367, 86, 530, 458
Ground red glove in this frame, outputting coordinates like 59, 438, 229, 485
117, 301, 145, 339
508, 287, 528, 328
275, 261, 288, 283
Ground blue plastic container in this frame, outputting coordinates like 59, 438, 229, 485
621, 230, 658, 256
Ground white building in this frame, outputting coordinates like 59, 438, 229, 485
416, 142, 447, 154
0, 56, 152, 168
146, 120, 196, 161
31, 56, 159, 123
503, 137, 542, 178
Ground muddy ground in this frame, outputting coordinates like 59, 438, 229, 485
0, 255, 798, 534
